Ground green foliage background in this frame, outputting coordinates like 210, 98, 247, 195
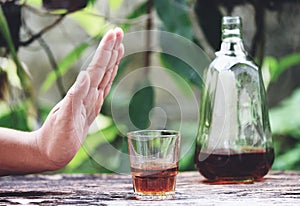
0, 0, 300, 173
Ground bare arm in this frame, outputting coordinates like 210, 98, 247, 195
0, 128, 47, 175
0, 28, 124, 176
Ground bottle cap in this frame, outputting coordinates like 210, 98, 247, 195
222, 16, 242, 38
222, 16, 241, 27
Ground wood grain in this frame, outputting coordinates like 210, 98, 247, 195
0, 171, 299, 205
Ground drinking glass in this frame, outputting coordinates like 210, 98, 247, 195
127, 130, 181, 200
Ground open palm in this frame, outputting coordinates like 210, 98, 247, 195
36, 28, 124, 169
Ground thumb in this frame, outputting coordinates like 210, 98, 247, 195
68, 71, 90, 108
75, 71, 90, 93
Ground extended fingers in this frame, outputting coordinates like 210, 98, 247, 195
87, 28, 124, 88
94, 44, 124, 115
97, 43, 124, 91
114, 27, 124, 50
89, 30, 116, 69
80, 28, 124, 123
106, 27, 124, 69
103, 65, 118, 98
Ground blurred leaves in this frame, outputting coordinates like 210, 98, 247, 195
0, 6, 27, 89
0, 57, 22, 89
270, 88, 300, 138
41, 41, 90, 92
87, 0, 98, 5
263, 53, 300, 85
20, 0, 42, 6
129, 78, 154, 130
0, 0, 300, 174
69, 7, 108, 37
273, 143, 300, 170
126, 1, 147, 20
153, 0, 205, 89
160, 53, 203, 88
109, 0, 124, 10
272, 53, 300, 82
122, 1, 147, 31
153, 0, 193, 39
268, 58, 300, 171
194, 0, 222, 51
0, 104, 30, 131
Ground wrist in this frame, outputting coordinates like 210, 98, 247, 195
33, 128, 66, 171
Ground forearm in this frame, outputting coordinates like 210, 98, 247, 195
0, 127, 55, 176
0, 28, 124, 176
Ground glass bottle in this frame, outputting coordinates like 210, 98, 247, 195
194, 16, 274, 183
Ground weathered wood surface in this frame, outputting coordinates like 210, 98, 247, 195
0, 171, 299, 205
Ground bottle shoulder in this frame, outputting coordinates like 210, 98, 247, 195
209, 54, 258, 72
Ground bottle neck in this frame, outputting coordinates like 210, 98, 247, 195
216, 16, 247, 57
217, 37, 247, 57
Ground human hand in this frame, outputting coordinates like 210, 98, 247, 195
36, 28, 124, 170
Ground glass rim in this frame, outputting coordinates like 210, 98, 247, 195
222, 16, 241, 25
127, 130, 180, 139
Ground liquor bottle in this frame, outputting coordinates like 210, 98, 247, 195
194, 16, 274, 183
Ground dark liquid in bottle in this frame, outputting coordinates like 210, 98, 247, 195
131, 164, 178, 195
194, 148, 274, 183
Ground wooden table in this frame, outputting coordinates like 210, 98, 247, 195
0, 171, 299, 205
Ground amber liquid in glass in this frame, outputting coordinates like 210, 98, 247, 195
131, 164, 178, 195
194, 148, 274, 183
